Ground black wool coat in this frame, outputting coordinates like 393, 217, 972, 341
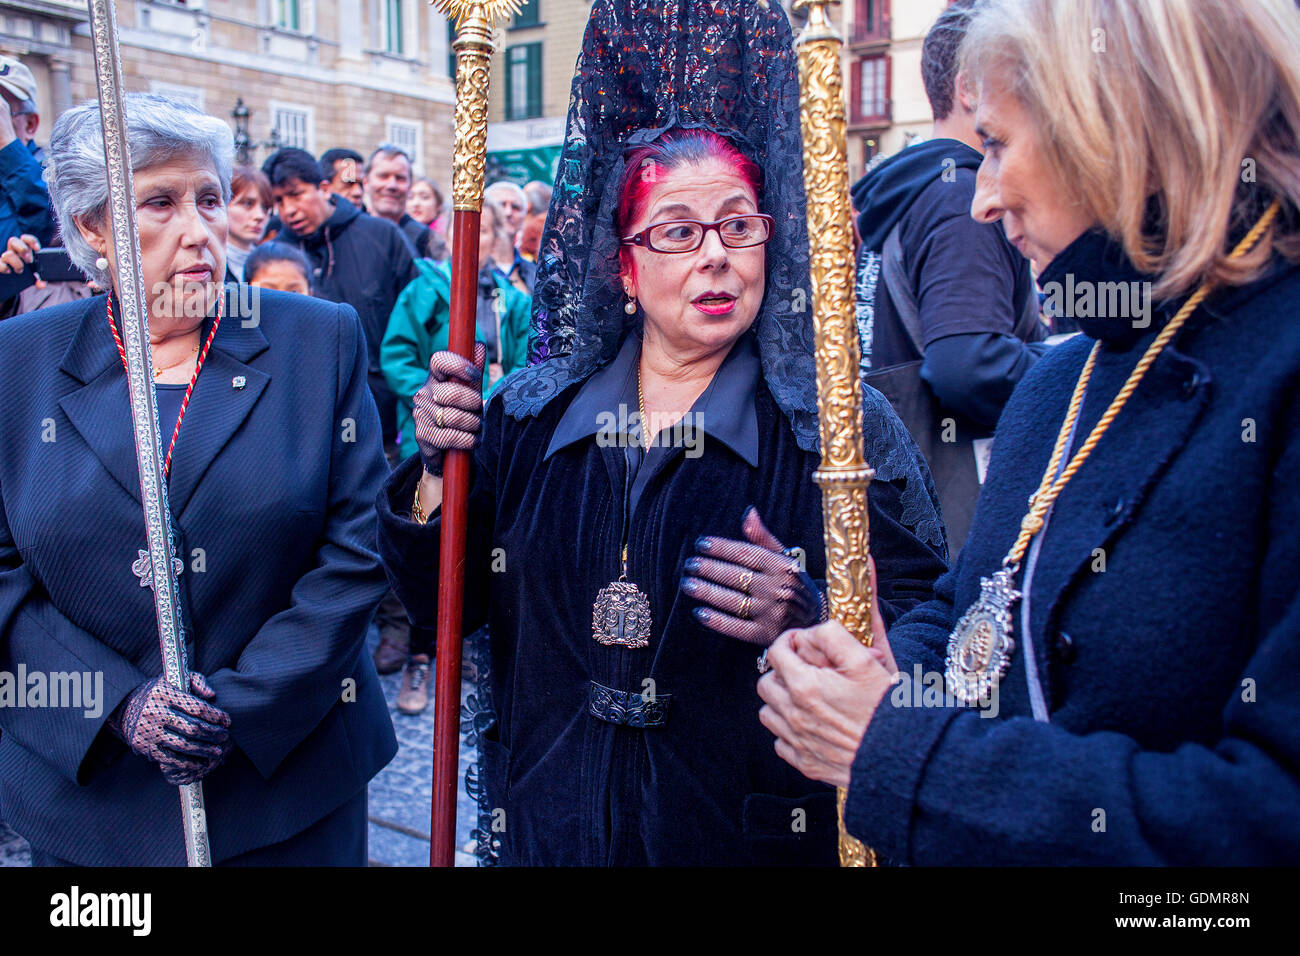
378, 356, 947, 865
846, 235, 1300, 865
0, 290, 398, 864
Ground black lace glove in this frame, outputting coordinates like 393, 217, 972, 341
681, 506, 825, 646
413, 342, 486, 477
110, 672, 233, 785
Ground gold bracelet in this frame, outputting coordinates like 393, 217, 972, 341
411, 482, 428, 525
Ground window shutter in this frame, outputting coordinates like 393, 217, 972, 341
527, 44, 542, 118
850, 58, 862, 123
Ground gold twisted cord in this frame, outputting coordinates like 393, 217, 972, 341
1007, 198, 1282, 567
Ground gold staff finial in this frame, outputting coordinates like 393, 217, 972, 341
431, 0, 525, 28
430, 0, 527, 211
793, 0, 880, 868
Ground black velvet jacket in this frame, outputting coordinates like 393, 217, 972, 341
377, 334, 947, 865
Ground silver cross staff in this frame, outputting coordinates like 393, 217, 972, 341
86, 0, 212, 866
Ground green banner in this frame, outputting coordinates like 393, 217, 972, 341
487, 145, 562, 185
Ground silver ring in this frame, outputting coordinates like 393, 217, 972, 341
757, 649, 771, 674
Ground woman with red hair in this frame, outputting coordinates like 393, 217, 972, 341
377, 0, 946, 866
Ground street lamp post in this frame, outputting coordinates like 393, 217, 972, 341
231, 98, 284, 165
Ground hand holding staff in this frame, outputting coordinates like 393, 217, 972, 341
86, 0, 211, 866
793, 0, 879, 867
427, 0, 525, 868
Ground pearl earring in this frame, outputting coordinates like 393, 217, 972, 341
95, 256, 109, 271
624, 295, 637, 315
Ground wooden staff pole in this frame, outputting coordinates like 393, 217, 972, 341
428, 0, 523, 868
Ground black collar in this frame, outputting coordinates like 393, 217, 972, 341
545, 329, 761, 466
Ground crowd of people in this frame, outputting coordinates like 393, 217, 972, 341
0, 0, 1298, 867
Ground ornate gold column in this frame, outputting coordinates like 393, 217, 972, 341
794, 0, 877, 868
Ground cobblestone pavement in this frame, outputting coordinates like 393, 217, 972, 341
0, 625, 484, 867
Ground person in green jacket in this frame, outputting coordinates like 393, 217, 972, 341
382, 198, 531, 462
379, 197, 530, 712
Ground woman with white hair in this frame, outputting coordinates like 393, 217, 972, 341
760, 0, 1300, 864
483, 179, 535, 293
0, 93, 397, 865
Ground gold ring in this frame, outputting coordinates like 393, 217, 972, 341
738, 570, 753, 595
738, 595, 752, 620
435, 407, 445, 428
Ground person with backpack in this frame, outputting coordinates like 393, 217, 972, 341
851, 0, 1047, 548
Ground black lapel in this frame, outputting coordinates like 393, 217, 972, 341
165, 317, 270, 517
1026, 344, 1210, 639
57, 296, 143, 502
54, 293, 270, 514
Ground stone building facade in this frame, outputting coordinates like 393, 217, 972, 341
0, 0, 456, 186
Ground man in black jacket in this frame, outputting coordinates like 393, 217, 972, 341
851, 1, 1045, 432
364, 144, 446, 261
263, 147, 419, 449
264, 148, 420, 671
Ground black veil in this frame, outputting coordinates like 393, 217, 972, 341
496, 0, 945, 554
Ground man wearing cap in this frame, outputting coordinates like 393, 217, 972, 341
0, 55, 55, 247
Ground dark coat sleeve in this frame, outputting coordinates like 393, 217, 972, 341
0, 493, 146, 783
910, 205, 1040, 427
864, 473, 950, 628
392, 228, 420, 301
376, 399, 502, 644
921, 332, 1042, 431
0, 140, 56, 246
844, 398, 1300, 865
203, 303, 391, 779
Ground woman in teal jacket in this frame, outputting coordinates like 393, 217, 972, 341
382, 201, 531, 460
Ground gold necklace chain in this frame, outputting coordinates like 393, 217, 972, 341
1005, 198, 1281, 568
637, 355, 651, 450
153, 343, 200, 378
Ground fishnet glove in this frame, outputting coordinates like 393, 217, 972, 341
681, 506, 824, 647
111, 672, 233, 785
414, 342, 486, 477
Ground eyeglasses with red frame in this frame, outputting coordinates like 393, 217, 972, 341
619, 213, 775, 254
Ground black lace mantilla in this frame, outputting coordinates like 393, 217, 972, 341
498, 0, 944, 549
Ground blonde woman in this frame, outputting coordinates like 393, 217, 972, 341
760, 0, 1300, 864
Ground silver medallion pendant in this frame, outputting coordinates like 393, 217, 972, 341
945, 566, 1022, 704
593, 580, 652, 648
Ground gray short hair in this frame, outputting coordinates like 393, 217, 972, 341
47, 92, 234, 282
365, 143, 412, 176
484, 179, 527, 213
481, 198, 513, 245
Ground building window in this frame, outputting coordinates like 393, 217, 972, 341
384, 0, 405, 55
447, 18, 457, 79
852, 54, 889, 124
505, 43, 542, 121
274, 0, 300, 30
271, 103, 313, 152
386, 118, 422, 174
853, 0, 889, 44
512, 1, 540, 29
149, 82, 204, 113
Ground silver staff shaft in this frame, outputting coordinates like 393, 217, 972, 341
86, 0, 211, 867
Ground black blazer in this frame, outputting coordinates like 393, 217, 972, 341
0, 288, 398, 864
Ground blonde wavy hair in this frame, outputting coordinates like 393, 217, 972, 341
960, 0, 1300, 298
